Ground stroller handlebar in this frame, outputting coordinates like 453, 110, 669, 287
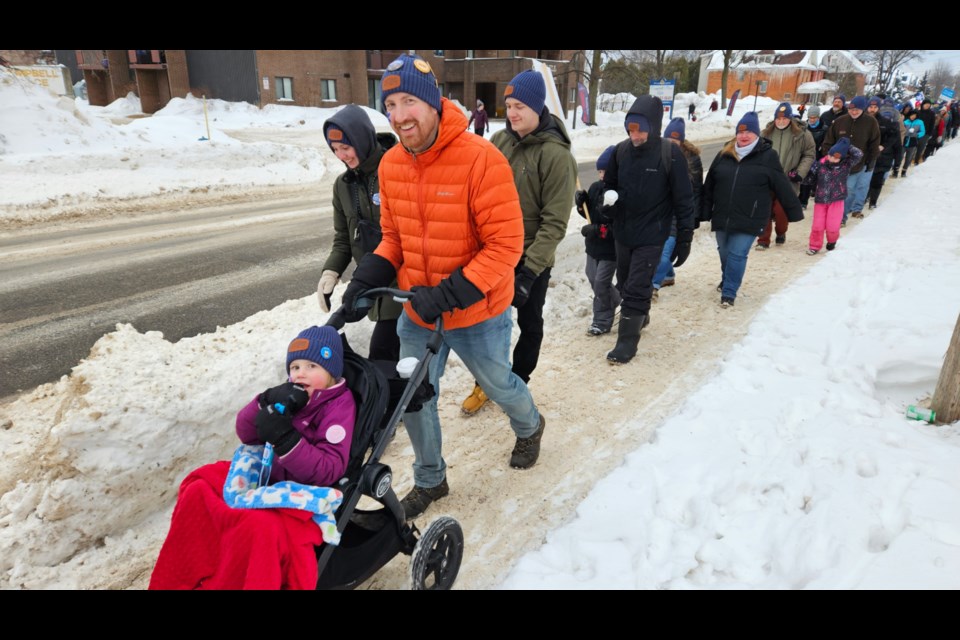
326, 288, 443, 332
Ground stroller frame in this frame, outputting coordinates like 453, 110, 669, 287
315, 288, 463, 590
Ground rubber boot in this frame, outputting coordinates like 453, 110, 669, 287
606, 313, 646, 364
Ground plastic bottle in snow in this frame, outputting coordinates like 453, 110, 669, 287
906, 405, 936, 423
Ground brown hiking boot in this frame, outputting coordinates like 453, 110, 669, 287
461, 383, 488, 415
510, 415, 546, 469
400, 478, 450, 520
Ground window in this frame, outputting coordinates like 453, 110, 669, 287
758, 80, 768, 94
466, 50, 475, 58
782, 92, 792, 100
570, 88, 577, 103
369, 78, 382, 111
321, 79, 337, 101
434, 50, 444, 57
737, 70, 745, 81
275, 76, 293, 101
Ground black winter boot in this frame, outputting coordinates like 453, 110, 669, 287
867, 187, 880, 209
606, 313, 646, 364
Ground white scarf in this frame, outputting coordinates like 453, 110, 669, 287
735, 137, 759, 159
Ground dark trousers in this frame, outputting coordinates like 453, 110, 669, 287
916, 135, 930, 162
757, 198, 790, 245
369, 318, 400, 362
615, 241, 661, 316
799, 183, 812, 207
511, 267, 551, 383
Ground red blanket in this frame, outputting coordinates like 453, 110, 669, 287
149, 461, 323, 590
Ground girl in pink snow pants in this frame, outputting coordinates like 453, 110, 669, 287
804, 137, 863, 254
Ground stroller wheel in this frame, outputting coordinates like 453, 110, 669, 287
410, 516, 464, 590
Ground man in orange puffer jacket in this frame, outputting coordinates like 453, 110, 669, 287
340, 54, 546, 520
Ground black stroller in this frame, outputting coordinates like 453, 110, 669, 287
315, 288, 463, 590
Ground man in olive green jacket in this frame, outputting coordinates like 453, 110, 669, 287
319, 104, 402, 361
461, 69, 577, 415
756, 102, 816, 249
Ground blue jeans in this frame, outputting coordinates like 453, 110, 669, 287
397, 309, 540, 488
652, 235, 676, 288
715, 230, 756, 300
844, 169, 873, 221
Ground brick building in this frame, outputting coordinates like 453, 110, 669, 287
698, 50, 867, 104
58, 50, 581, 116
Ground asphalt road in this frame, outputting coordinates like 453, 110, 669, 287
1, 138, 726, 400
0, 196, 332, 399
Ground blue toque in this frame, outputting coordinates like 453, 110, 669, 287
775, 102, 793, 119
736, 111, 761, 136
829, 137, 851, 159
663, 117, 686, 142
596, 145, 616, 171
624, 113, 651, 134
505, 69, 546, 114
850, 96, 867, 111
324, 124, 352, 150
286, 326, 344, 380
381, 54, 441, 113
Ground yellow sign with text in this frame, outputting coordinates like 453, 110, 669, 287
11, 65, 74, 97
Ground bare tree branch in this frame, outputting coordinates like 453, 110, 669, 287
858, 50, 927, 93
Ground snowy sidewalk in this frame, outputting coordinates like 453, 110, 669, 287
504, 143, 960, 589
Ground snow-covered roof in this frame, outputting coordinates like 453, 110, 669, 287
798, 79, 839, 93
704, 50, 868, 74
705, 50, 824, 71
820, 50, 870, 74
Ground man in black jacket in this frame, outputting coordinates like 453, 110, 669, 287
820, 94, 847, 131
915, 99, 936, 163
602, 95, 695, 364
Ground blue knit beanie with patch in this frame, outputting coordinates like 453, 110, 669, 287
829, 137, 851, 159
736, 111, 761, 136
380, 54, 441, 113
286, 326, 344, 380
663, 117, 686, 142
505, 70, 546, 115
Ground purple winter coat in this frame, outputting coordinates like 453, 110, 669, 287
806, 146, 864, 205
235, 379, 356, 487
468, 108, 489, 131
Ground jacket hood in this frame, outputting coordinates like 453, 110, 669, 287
627, 95, 664, 137
324, 104, 378, 164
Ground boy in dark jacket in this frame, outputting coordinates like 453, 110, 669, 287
575, 145, 621, 335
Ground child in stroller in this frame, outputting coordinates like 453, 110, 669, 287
150, 325, 356, 590
152, 290, 464, 590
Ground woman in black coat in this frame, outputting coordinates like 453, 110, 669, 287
701, 112, 803, 307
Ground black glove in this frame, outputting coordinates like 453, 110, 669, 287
340, 254, 397, 323
259, 383, 309, 414
255, 404, 302, 456
788, 170, 803, 183
410, 267, 484, 324
574, 190, 589, 217
512, 265, 538, 308
671, 228, 694, 268
580, 224, 599, 238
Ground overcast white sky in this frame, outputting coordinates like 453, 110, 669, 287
917, 50, 960, 74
